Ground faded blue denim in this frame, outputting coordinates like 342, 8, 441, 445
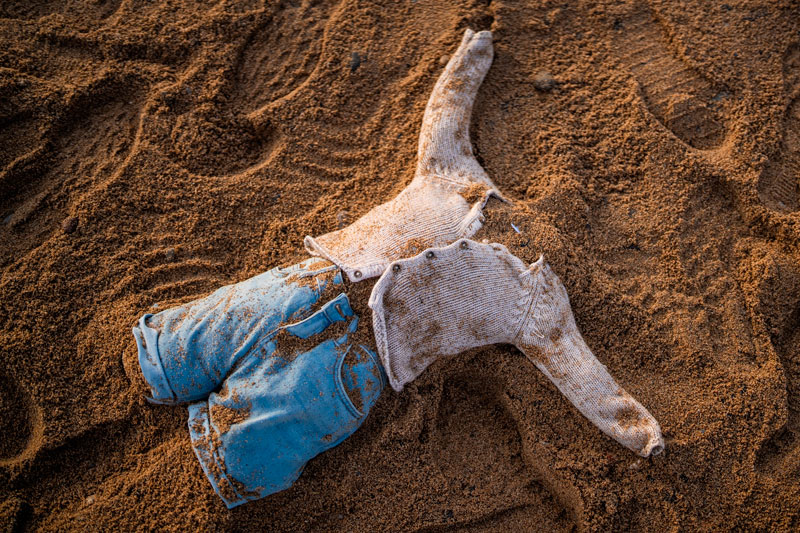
132, 258, 385, 507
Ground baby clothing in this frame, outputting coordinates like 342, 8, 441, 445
368, 240, 664, 457
129, 27, 664, 509
133, 259, 385, 508
304, 173, 500, 282
131, 241, 663, 508
131, 28, 506, 507
303, 30, 502, 283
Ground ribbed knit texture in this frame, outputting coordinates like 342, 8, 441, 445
369, 239, 532, 388
516, 260, 664, 457
369, 240, 664, 457
305, 29, 501, 282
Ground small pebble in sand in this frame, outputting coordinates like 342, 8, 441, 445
62, 216, 78, 234
439, 55, 450, 66
165, 248, 176, 261
349, 52, 361, 72
532, 71, 556, 91
85, 495, 95, 505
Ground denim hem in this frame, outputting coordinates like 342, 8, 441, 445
187, 403, 246, 509
133, 315, 177, 405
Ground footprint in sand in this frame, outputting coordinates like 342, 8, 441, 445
738, 246, 800, 478
1, 77, 144, 209
234, 2, 330, 119
0, 74, 54, 204
0, 371, 43, 468
165, 105, 281, 178
757, 44, 800, 212
754, 304, 800, 480
0, 497, 32, 532
755, 326, 800, 479
164, 1, 334, 178
435, 378, 532, 494
428, 376, 574, 532
1, 77, 145, 261
0, 112, 46, 202
613, 5, 730, 150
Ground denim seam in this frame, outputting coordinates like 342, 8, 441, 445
203, 411, 246, 505
334, 344, 364, 419
357, 344, 387, 391
152, 337, 179, 403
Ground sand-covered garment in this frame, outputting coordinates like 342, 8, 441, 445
369, 239, 663, 457
305, 30, 503, 281
3, 1, 799, 529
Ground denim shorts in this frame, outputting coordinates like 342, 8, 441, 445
132, 258, 385, 508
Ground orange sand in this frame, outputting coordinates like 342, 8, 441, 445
1, 0, 799, 530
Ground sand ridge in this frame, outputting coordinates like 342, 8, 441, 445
1, 0, 799, 530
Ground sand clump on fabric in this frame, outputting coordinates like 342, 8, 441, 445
1, 0, 800, 531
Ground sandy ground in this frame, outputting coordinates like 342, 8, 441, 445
1, 0, 800, 531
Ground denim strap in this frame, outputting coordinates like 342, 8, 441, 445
283, 293, 353, 339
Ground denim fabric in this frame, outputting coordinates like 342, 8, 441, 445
132, 259, 341, 404
132, 259, 385, 508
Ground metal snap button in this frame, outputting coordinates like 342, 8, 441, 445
460, 241, 469, 249
426, 251, 435, 259
392, 264, 401, 273
353, 270, 362, 278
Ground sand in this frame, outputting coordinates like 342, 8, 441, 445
1, 0, 799, 530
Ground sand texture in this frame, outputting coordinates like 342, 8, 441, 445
2, 0, 800, 531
